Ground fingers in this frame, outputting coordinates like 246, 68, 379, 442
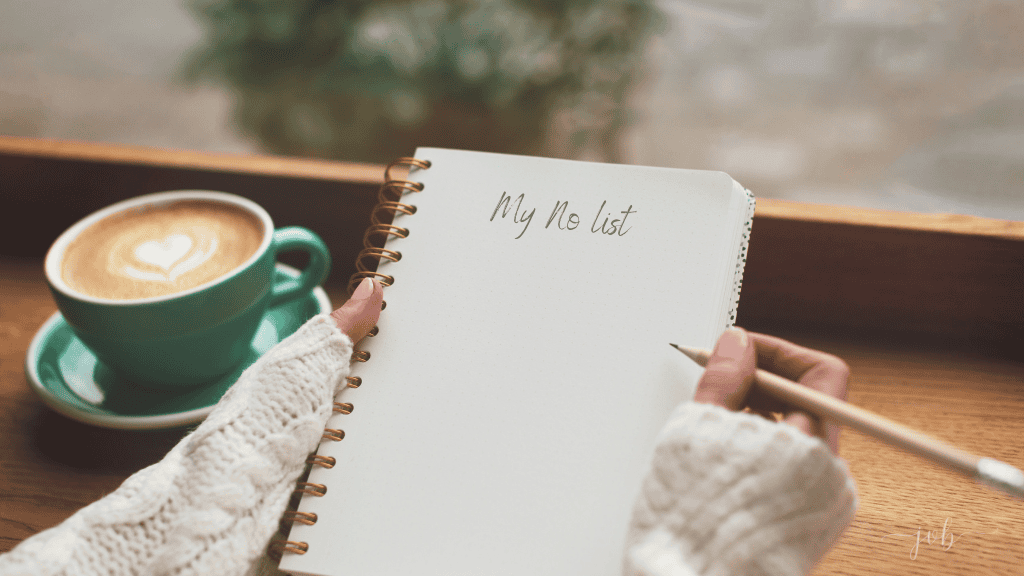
747, 332, 850, 454
329, 278, 383, 344
691, 329, 850, 455
692, 328, 757, 411
748, 333, 850, 402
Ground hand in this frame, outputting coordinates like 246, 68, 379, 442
330, 277, 384, 344
692, 328, 850, 455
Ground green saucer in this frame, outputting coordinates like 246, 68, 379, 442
25, 264, 331, 430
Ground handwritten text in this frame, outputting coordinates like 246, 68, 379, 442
490, 192, 635, 239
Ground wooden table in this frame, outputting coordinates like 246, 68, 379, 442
1, 137, 1022, 575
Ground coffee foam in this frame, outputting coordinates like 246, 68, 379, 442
61, 200, 264, 300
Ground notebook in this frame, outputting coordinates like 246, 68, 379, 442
277, 148, 755, 576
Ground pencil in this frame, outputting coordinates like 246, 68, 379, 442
670, 343, 1024, 500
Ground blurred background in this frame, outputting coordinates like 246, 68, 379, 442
2, 0, 1023, 220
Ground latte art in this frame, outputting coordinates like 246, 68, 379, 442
131, 233, 204, 279
61, 200, 264, 300
120, 229, 216, 283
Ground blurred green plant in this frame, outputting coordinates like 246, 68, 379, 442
183, 0, 662, 163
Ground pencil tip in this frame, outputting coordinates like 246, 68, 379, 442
668, 343, 707, 366
669, 343, 678, 349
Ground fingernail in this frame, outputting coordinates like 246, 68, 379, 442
351, 277, 374, 301
715, 327, 748, 360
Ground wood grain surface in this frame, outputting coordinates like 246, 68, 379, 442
793, 333, 1024, 575
0, 137, 1021, 574
1, 256, 1021, 574
0, 135, 384, 185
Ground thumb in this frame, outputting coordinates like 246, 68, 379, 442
692, 327, 756, 411
330, 277, 383, 344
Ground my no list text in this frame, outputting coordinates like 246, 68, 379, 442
490, 192, 635, 239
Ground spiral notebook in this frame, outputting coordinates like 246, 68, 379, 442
276, 148, 755, 575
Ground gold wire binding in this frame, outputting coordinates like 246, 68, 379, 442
348, 271, 394, 294
350, 268, 395, 283
371, 201, 417, 225
322, 428, 346, 441
268, 540, 309, 557
383, 178, 425, 192
384, 157, 431, 182
373, 201, 417, 220
361, 235, 405, 254
293, 482, 327, 497
301, 157, 427, 563
367, 326, 379, 337
317, 158, 425, 553
363, 223, 410, 246
358, 247, 402, 266
355, 254, 398, 279
378, 180, 424, 203
377, 183, 423, 206
306, 455, 336, 468
374, 198, 417, 214
346, 270, 389, 293
365, 222, 410, 237
352, 266, 392, 286
281, 511, 318, 526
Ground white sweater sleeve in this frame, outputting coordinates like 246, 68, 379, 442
0, 314, 352, 576
623, 401, 859, 576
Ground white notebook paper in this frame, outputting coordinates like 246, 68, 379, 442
279, 148, 755, 576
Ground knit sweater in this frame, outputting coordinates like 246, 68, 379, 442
1, 314, 857, 576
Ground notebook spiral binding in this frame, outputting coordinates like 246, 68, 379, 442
268, 156, 431, 562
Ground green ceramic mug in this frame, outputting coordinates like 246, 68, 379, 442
44, 190, 330, 389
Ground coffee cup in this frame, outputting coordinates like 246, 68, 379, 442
44, 190, 330, 389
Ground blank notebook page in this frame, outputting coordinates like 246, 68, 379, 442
280, 148, 754, 576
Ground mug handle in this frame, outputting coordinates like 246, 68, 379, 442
269, 227, 331, 307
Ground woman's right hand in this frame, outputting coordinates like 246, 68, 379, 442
692, 327, 851, 455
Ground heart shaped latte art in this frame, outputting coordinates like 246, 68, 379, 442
122, 230, 218, 283
134, 234, 193, 270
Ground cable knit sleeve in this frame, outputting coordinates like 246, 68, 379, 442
0, 314, 352, 576
624, 401, 858, 576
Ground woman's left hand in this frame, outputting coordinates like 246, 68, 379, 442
330, 277, 384, 344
